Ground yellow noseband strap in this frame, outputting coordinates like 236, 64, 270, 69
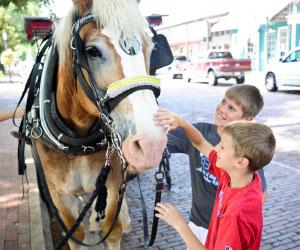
106, 76, 161, 98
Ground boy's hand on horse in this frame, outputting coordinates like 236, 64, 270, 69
153, 108, 185, 131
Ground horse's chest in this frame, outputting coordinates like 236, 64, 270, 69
57, 156, 103, 194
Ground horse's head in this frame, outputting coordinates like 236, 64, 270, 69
54, 0, 171, 170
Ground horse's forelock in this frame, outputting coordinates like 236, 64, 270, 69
54, 0, 147, 65
92, 0, 147, 41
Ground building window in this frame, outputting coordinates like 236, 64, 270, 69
296, 2, 300, 13
248, 39, 254, 54
277, 27, 289, 57
267, 30, 276, 61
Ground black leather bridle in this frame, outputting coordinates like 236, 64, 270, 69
71, 13, 161, 116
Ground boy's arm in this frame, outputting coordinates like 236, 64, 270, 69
0, 108, 25, 122
262, 191, 268, 204
180, 119, 213, 157
153, 109, 213, 157
0, 111, 14, 122
155, 203, 207, 250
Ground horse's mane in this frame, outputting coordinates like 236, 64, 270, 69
54, 0, 148, 64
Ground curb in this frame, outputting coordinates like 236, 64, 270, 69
25, 145, 54, 250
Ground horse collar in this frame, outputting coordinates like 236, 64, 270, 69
31, 41, 108, 155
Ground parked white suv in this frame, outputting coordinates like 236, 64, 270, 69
265, 47, 300, 91
156, 55, 188, 79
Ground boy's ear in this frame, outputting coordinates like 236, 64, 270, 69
244, 116, 253, 121
235, 157, 250, 169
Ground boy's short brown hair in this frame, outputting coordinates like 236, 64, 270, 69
225, 85, 264, 118
223, 121, 276, 172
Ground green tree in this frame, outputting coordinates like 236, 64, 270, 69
1, 48, 17, 81
0, 8, 19, 52
0, 0, 51, 9
0, 1, 44, 57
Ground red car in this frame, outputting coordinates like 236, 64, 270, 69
184, 51, 251, 85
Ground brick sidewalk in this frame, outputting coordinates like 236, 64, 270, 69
0, 120, 30, 250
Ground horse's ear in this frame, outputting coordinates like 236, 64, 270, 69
73, 0, 92, 15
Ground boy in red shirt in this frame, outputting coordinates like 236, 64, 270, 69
153, 109, 276, 250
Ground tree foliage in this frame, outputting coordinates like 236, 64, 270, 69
0, 0, 51, 9
1, 48, 17, 66
0, 1, 44, 57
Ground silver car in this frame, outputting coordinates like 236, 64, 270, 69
265, 47, 300, 91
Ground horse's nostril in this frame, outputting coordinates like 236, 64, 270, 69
134, 140, 142, 151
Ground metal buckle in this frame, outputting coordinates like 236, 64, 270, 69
155, 171, 164, 181
82, 145, 95, 153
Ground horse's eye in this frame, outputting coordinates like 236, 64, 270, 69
86, 47, 102, 58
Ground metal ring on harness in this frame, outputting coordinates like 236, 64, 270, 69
31, 126, 43, 139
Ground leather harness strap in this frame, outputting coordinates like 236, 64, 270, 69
137, 149, 171, 248
31, 138, 127, 249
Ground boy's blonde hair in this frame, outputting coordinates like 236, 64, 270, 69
225, 85, 263, 118
223, 121, 276, 172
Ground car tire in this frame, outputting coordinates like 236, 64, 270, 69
208, 70, 217, 86
265, 72, 278, 92
236, 76, 245, 84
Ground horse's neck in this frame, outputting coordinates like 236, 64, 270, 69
56, 65, 98, 136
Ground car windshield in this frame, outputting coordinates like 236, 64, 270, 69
285, 50, 300, 62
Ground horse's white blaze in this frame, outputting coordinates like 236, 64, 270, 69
121, 90, 167, 169
102, 26, 147, 76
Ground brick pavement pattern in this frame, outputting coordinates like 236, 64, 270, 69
0, 83, 30, 250
1, 80, 300, 250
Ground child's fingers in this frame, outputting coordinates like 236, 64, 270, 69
155, 202, 167, 209
154, 206, 165, 214
155, 212, 165, 219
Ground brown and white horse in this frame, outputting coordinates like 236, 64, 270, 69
33, 0, 167, 249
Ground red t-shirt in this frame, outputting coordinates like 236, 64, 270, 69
205, 150, 263, 250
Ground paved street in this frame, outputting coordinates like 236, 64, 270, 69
0, 73, 300, 249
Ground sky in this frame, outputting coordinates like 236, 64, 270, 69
139, 0, 291, 26
51, 0, 291, 26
